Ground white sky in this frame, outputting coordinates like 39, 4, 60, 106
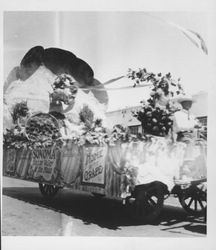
4, 11, 209, 111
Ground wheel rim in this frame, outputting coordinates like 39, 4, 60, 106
179, 187, 206, 215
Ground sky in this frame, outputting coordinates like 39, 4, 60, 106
4, 11, 209, 111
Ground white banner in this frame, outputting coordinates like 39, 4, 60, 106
82, 146, 107, 185
28, 147, 57, 182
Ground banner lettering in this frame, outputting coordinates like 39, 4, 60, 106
82, 146, 107, 185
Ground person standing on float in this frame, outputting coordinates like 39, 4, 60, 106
172, 94, 203, 180
172, 94, 200, 144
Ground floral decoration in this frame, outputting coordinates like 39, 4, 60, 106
50, 74, 78, 105
11, 101, 29, 124
128, 68, 185, 136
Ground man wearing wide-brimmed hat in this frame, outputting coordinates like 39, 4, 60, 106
172, 94, 200, 143
172, 94, 202, 179
172, 94, 207, 196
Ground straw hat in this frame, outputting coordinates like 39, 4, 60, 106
174, 94, 195, 103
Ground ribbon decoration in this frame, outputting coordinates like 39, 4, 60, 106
145, 13, 208, 55
103, 75, 125, 85
98, 14, 208, 90
168, 22, 208, 55
82, 80, 152, 92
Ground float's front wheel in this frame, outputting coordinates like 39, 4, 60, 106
39, 183, 60, 198
92, 193, 105, 199
179, 186, 207, 216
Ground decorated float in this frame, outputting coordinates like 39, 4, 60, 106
3, 49, 207, 223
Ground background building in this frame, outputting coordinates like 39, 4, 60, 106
106, 106, 142, 134
191, 91, 208, 138
106, 91, 208, 138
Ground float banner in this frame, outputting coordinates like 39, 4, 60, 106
3, 148, 17, 175
82, 146, 107, 186
27, 147, 58, 182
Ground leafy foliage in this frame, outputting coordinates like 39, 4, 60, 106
79, 105, 95, 129
50, 74, 78, 105
25, 113, 61, 141
133, 104, 173, 137
3, 125, 63, 150
3, 126, 29, 149
127, 68, 184, 98
4, 113, 63, 149
128, 68, 185, 136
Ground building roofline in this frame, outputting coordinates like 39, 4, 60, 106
106, 105, 141, 114
106, 91, 208, 114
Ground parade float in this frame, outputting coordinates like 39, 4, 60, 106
3, 48, 207, 223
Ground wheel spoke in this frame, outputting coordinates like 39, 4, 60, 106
49, 185, 53, 195
198, 198, 205, 209
50, 186, 53, 195
194, 199, 198, 211
148, 197, 157, 206
47, 185, 51, 195
187, 197, 194, 208
50, 186, 55, 194
201, 193, 207, 201
180, 189, 207, 215
44, 184, 48, 194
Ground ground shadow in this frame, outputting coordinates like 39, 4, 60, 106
159, 205, 206, 235
3, 187, 206, 234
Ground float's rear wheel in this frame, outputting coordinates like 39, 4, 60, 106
126, 182, 166, 223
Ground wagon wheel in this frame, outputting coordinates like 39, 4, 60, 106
178, 186, 207, 216
92, 193, 105, 199
39, 183, 60, 198
126, 182, 165, 223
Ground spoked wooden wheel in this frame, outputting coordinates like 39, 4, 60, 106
126, 182, 165, 223
39, 183, 60, 198
92, 193, 105, 199
179, 186, 207, 216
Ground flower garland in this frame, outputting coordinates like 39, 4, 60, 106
50, 74, 78, 105
128, 68, 185, 137
69, 109, 134, 146
3, 104, 140, 149
3, 126, 63, 150
25, 113, 61, 141
4, 126, 29, 149
6, 69, 186, 148
79, 105, 95, 129
4, 111, 63, 150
